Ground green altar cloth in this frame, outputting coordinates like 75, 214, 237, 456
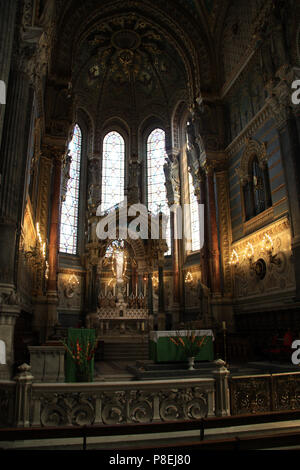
149, 330, 214, 363
65, 328, 96, 383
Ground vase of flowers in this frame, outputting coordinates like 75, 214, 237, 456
63, 336, 98, 382
169, 331, 207, 369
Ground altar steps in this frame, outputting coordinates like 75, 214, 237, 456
103, 341, 149, 361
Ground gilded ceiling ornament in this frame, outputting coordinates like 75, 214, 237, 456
85, 16, 168, 89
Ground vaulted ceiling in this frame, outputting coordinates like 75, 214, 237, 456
48, 0, 231, 125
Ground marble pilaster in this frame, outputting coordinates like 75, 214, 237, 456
205, 163, 221, 294
47, 151, 64, 335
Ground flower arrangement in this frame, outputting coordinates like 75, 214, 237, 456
63, 336, 98, 382
169, 330, 208, 359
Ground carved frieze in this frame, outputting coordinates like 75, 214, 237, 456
33, 384, 209, 427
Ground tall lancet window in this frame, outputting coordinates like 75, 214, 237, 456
188, 172, 200, 252
101, 131, 125, 213
60, 124, 82, 255
147, 128, 171, 255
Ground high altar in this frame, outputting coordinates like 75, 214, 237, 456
85, 203, 168, 342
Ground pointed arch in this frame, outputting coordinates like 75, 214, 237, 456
101, 131, 125, 213
60, 123, 82, 254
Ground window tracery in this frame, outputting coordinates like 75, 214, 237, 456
101, 131, 125, 213
60, 124, 82, 255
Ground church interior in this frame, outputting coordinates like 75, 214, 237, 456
1, 0, 300, 451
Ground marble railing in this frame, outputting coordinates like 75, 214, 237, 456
0, 361, 232, 427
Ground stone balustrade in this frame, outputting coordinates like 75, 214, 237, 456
0, 361, 233, 427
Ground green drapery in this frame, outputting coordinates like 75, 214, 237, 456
149, 335, 214, 363
65, 328, 96, 383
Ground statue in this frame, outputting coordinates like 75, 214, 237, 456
186, 121, 201, 173
163, 153, 180, 205
115, 250, 124, 285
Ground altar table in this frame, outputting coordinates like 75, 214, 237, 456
149, 330, 214, 363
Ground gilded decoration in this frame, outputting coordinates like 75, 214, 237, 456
58, 273, 83, 311
230, 217, 295, 299
18, 200, 48, 304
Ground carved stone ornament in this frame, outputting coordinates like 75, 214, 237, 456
34, 384, 210, 427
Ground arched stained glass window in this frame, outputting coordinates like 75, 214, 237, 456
147, 128, 171, 255
101, 131, 125, 213
188, 172, 200, 252
60, 124, 82, 255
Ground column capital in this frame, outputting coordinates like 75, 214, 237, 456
189, 98, 225, 153
41, 142, 67, 163
266, 66, 300, 128
203, 160, 215, 176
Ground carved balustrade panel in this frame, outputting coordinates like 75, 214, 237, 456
30, 381, 213, 427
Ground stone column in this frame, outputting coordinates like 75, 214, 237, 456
170, 206, 181, 326
137, 273, 143, 296
47, 151, 64, 336
205, 163, 221, 294
212, 359, 230, 417
215, 169, 233, 295
0, 68, 33, 291
132, 265, 138, 296
164, 151, 181, 327
0, 0, 18, 148
194, 171, 209, 287
147, 272, 154, 316
90, 264, 98, 312
157, 253, 166, 330
0, 61, 34, 373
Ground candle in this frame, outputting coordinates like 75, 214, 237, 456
222, 321, 226, 330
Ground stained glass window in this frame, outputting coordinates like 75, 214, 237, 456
188, 172, 200, 251
101, 131, 125, 213
59, 124, 82, 254
147, 128, 171, 255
